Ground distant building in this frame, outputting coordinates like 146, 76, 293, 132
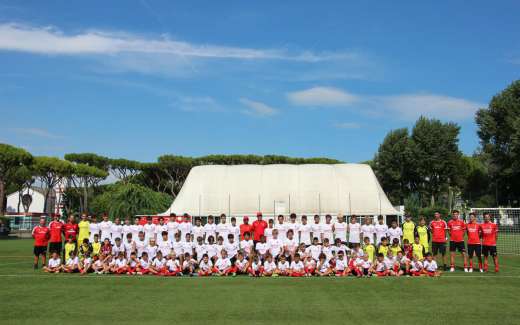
6, 187, 56, 214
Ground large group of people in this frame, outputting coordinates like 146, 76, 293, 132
31, 210, 499, 277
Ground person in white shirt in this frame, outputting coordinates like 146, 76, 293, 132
130, 217, 143, 241
230, 217, 240, 242
110, 218, 123, 244
166, 214, 179, 242
275, 255, 290, 276
192, 218, 205, 243
316, 253, 332, 276
110, 252, 128, 274
112, 238, 125, 257
181, 233, 195, 259
305, 237, 322, 261
172, 233, 184, 258
43, 252, 62, 273
240, 232, 254, 258
63, 251, 80, 273
155, 217, 168, 244
395, 251, 410, 276
321, 238, 334, 262
374, 216, 389, 245
150, 251, 166, 275
359, 254, 373, 277
203, 216, 217, 243
194, 237, 207, 262
79, 253, 93, 274
410, 256, 424, 276
310, 215, 322, 244
255, 235, 269, 260
122, 218, 132, 242
146, 238, 159, 260
136, 252, 150, 274
283, 230, 298, 259
198, 254, 213, 276
181, 253, 197, 276
143, 217, 156, 244
158, 232, 172, 257
387, 220, 403, 245
178, 214, 193, 242
332, 238, 349, 257
213, 250, 233, 276
164, 253, 180, 276
289, 253, 305, 277
262, 254, 277, 276
98, 214, 113, 243
224, 234, 239, 261
334, 251, 348, 276
205, 236, 218, 263
267, 229, 283, 258
274, 215, 288, 241
248, 255, 262, 277
216, 214, 231, 243
321, 215, 334, 243
374, 253, 389, 276
423, 253, 441, 277
264, 219, 274, 241
234, 252, 249, 274
123, 233, 136, 260
298, 215, 312, 246
134, 232, 146, 258
360, 216, 376, 244
348, 216, 361, 247
88, 216, 100, 243
286, 214, 299, 240
333, 215, 347, 244
127, 252, 139, 275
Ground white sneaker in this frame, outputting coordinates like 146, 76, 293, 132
480, 269, 484, 273
450, 267, 455, 272
464, 268, 469, 272
468, 268, 473, 273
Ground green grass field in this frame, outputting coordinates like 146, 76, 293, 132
1, 239, 520, 325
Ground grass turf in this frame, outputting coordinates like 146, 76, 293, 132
1, 239, 520, 325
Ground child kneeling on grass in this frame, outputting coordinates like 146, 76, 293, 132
422, 253, 442, 277
63, 251, 80, 273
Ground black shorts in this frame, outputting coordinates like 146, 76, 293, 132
33, 246, 47, 256
482, 245, 497, 257
48, 242, 62, 254
467, 244, 481, 257
432, 242, 446, 255
450, 241, 466, 253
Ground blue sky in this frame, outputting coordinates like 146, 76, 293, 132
0, 1, 519, 163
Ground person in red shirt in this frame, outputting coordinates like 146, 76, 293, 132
64, 215, 79, 242
481, 213, 499, 272
252, 212, 267, 245
239, 216, 254, 241
447, 210, 468, 272
466, 212, 483, 272
429, 211, 448, 270
32, 217, 50, 269
48, 215, 64, 255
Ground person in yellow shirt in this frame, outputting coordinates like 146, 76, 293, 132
415, 216, 430, 253
412, 236, 425, 261
390, 238, 403, 256
402, 215, 416, 244
378, 237, 389, 257
64, 237, 76, 261
77, 214, 90, 246
91, 234, 101, 256
363, 236, 375, 262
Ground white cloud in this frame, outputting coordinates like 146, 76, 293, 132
0, 23, 351, 62
9, 128, 62, 139
287, 87, 358, 107
334, 122, 361, 129
380, 94, 483, 120
173, 96, 226, 113
240, 98, 279, 117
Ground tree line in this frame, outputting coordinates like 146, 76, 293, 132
0, 80, 519, 217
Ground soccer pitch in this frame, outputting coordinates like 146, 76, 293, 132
1, 240, 520, 325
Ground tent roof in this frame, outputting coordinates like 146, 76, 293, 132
160, 163, 399, 216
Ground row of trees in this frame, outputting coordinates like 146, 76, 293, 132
0, 149, 341, 216
372, 80, 520, 210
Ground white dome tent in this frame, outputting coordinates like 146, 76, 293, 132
159, 164, 399, 220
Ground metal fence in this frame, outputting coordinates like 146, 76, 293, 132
468, 208, 520, 255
